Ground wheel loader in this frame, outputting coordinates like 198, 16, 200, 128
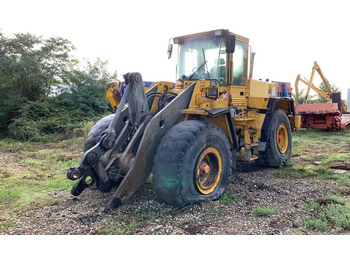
67, 29, 297, 211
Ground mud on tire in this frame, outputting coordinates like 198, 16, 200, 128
152, 120, 232, 207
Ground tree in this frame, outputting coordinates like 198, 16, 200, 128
58, 58, 117, 116
0, 31, 118, 139
314, 80, 340, 103
292, 88, 306, 105
293, 78, 339, 105
0, 33, 76, 129
6, 58, 117, 141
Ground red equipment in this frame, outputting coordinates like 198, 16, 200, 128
295, 61, 349, 130
295, 103, 343, 130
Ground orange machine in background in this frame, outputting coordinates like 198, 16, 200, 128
294, 61, 349, 130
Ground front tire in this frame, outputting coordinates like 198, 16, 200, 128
152, 120, 231, 207
84, 114, 114, 152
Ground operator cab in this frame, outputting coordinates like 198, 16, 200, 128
168, 29, 249, 86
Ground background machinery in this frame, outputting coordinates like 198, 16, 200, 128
67, 29, 298, 210
294, 61, 350, 130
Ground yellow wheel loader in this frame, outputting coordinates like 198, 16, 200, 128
67, 29, 297, 211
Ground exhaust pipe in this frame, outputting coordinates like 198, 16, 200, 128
249, 52, 256, 79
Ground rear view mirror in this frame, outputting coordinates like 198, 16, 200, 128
226, 34, 236, 53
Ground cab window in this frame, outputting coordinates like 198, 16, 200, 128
232, 40, 248, 86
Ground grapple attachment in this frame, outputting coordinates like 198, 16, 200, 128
67, 72, 194, 211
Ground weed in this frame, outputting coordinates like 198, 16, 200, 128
305, 196, 350, 231
308, 200, 321, 210
305, 217, 328, 231
292, 217, 303, 228
252, 206, 275, 217
220, 193, 242, 205
323, 203, 350, 229
205, 207, 220, 219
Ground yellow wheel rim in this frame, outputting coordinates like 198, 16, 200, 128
195, 147, 222, 194
276, 123, 288, 154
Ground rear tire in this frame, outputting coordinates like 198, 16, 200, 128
84, 114, 114, 152
152, 120, 231, 207
259, 109, 292, 167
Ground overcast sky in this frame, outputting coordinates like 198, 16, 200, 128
1, 0, 349, 99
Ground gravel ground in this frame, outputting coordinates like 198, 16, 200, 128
2, 161, 350, 235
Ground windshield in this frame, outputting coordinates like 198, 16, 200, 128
176, 35, 226, 84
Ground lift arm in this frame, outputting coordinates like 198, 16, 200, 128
295, 61, 333, 104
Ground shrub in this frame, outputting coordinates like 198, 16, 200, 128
8, 99, 93, 141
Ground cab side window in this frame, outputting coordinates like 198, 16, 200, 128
232, 41, 248, 86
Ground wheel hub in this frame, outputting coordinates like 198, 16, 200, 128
200, 162, 210, 175
276, 123, 288, 154
196, 147, 222, 194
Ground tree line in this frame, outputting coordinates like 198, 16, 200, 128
0, 31, 116, 141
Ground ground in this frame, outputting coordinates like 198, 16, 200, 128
0, 129, 350, 235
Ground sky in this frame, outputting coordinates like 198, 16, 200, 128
1, 0, 349, 100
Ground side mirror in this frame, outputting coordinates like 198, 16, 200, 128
226, 34, 236, 53
167, 43, 173, 59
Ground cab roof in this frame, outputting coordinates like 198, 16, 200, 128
173, 29, 249, 44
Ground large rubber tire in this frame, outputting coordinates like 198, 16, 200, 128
152, 120, 231, 208
259, 109, 292, 167
84, 114, 114, 152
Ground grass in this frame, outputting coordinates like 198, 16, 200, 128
308, 199, 321, 211
0, 138, 83, 211
220, 193, 242, 205
0, 125, 349, 234
251, 206, 275, 217
99, 214, 145, 235
277, 163, 350, 183
0, 137, 83, 234
0, 221, 16, 231
98, 205, 173, 235
292, 129, 350, 157
304, 193, 350, 232
322, 153, 350, 164
305, 217, 329, 231
324, 192, 346, 205
323, 203, 350, 229
278, 128, 350, 183
0, 187, 20, 202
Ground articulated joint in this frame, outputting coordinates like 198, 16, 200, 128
124, 72, 142, 85
99, 132, 116, 150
